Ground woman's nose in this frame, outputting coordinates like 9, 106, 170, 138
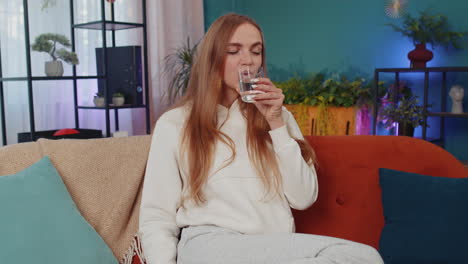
240, 50, 253, 65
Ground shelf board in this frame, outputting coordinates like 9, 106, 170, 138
376, 67, 468, 73
426, 112, 468, 118
1, 76, 104, 82
31, 76, 105, 81
78, 105, 146, 110
0, 77, 28, 82
73, 21, 144, 30
31, 76, 104, 81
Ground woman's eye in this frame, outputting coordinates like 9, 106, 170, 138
226, 49, 261, 55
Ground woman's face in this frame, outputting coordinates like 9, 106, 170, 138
223, 23, 263, 93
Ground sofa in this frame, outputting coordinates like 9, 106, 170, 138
1, 135, 466, 263
294, 135, 468, 263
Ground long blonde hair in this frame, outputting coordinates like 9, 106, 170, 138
171, 13, 316, 205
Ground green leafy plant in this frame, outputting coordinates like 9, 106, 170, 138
163, 37, 198, 104
379, 83, 428, 129
380, 96, 426, 129
274, 74, 322, 105
31, 33, 79, 64
94, 92, 104, 98
317, 76, 366, 107
386, 11, 467, 49
275, 73, 383, 108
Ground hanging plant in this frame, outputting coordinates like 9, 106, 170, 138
41, 0, 57, 11
316, 104, 333, 135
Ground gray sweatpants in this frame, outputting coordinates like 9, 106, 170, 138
177, 225, 384, 264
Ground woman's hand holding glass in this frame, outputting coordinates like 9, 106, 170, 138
254, 81, 284, 130
251, 77, 285, 129
237, 66, 285, 129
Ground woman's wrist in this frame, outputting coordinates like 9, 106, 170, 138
268, 118, 285, 130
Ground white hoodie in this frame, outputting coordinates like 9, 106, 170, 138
139, 100, 318, 264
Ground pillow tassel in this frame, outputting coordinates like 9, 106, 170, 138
121, 233, 146, 264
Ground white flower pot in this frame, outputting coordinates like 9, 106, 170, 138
93, 97, 105, 107
45, 61, 64, 77
112, 97, 125, 106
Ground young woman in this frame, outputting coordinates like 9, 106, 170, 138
139, 13, 383, 264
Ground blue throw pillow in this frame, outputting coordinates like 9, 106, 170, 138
379, 168, 468, 264
0, 156, 117, 264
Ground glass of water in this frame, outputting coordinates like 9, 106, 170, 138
238, 66, 264, 103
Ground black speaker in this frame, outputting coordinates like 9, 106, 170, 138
96, 46, 143, 105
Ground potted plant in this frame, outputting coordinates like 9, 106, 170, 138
379, 83, 428, 136
163, 37, 198, 104
112, 92, 125, 106
93, 92, 105, 107
380, 96, 427, 136
386, 11, 467, 68
31, 33, 79, 76
275, 73, 382, 135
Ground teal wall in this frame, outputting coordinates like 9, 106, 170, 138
204, 0, 468, 161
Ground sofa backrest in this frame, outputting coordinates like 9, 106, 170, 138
3, 134, 465, 255
293, 135, 467, 249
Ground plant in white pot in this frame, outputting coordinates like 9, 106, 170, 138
31, 33, 79, 76
93, 92, 105, 107
112, 92, 125, 106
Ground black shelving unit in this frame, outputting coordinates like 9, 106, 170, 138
0, 0, 151, 145
373, 67, 468, 147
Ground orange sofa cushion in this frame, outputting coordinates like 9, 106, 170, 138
293, 135, 468, 249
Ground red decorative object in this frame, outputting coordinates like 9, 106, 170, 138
53, 128, 80, 136
132, 255, 144, 264
407, 43, 433, 68
106, 0, 116, 3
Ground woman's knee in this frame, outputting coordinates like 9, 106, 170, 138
359, 244, 384, 264
319, 242, 383, 264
